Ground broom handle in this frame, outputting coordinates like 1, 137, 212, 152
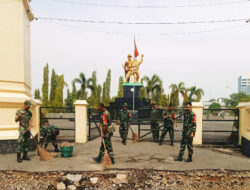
100, 124, 108, 151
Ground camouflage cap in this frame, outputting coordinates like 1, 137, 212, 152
24, 100, 31, 107
123, 102, 128, 107
42, 119, 48, 124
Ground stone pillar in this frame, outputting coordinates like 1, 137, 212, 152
30, 99, 42, 138
74, 100, 88, 143
192, 102, 204, 145
237, 102, 250, 145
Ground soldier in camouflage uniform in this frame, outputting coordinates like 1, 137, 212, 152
40, 120, 60, 152
15, 100, 32, 163
93, 103, 115, 164
159, 104, 177, 146
117, 102, 131, 145
150, 103, 160, 142
175, 102, 197, 162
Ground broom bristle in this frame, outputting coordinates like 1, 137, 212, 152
132, 132, 140, 143
102, 150, 112, 168
37, 144, 53, 161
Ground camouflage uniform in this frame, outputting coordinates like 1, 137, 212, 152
117, 106, 131, 145
176, 111, 196, 161
159, 110, 176, 145
40, 124, 60, 152
151, 107, 160, 142
96, 110, 114, 163
16, 108, 32, 154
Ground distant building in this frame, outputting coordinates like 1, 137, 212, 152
238, 76, 250, 95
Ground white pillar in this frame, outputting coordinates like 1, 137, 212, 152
192, 102, 204, 145
0, 0, 34, 140
30, 99, 42, 138
74, 100, 88, 143
237, 102, 250, 145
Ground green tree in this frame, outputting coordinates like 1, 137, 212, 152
73, 73, 92, 100
159, 93, 169, 108
169, 82, 186, 107
54, 75, 67, 107
139, 86, 147, 98
142, 74, 162, 102
223, 92, 250, 108
102, 69, 111, 106
71, 82, 77, 101
34, 89, 41, 100
49, 69, 57, 107
117, 76, 124, 98
97, 84, 102, 104
41, 63, 49, 106
88, 71, 98, 108
209, 102, 221, 109
188, 86, 204, 102
65, 88, 73, 108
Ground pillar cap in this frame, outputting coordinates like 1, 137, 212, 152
191, 102, 204, 108
237, 102, 250, 108
74, 100, 88, 106
31, 98, 42, 105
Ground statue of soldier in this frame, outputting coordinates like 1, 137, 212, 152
150, 102, 160, 142
132, 54, 144, 83
123, 53, 134, 83
15, 100, 33, 163
159, 104, 177, 146
117, 102, 131, 145
175, 102, 197, 162
40, 119, 60, 152
93, 103, 115, 164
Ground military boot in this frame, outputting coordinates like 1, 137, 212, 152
92, 156, 102, 163
159, 140, 163, 146
186, 155, 192, 162
170, 141, 174, 146
17, 153, 22, 163
174, 155, 183, 161
54, 145, 60, 152
111, 157, 115, 164
22, 152, 31, 161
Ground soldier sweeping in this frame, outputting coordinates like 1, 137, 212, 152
15, 100, 32, 163
159, 104, 177, 146
174, 102, 197, 162
40, 120, 60, 152
117, 102, 131, 145
93, 103, 115, 164
150, 102, 160, 142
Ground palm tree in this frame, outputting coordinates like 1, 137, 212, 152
169, 82, 186, 107
73, 73, 93, 100
142, 74, 162, 102
188, 86, 204, 102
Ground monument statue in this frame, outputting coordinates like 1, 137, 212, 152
123, 53, 144, 83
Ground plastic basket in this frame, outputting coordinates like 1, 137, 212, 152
60, 146, 73, 158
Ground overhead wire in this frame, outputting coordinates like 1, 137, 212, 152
35, 17, 248, 25
47, 0, 250, 8
39, 19, 250, 36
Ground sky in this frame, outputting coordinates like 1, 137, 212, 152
30, 0, 250, 101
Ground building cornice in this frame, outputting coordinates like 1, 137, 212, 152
22, 0, 34, 22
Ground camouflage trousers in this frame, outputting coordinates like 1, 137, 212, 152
160, 125, 174, 142
178, 136, 193, 157
40, 135, 58, 149
98, 137, 114, 159
17, 130, 30, 153
151, 121, 160, 141
119, 124, 129, 141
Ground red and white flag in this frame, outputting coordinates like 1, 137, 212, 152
134, 36, 139, 58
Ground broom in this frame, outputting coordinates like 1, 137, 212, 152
30, 128, 53, 161
100, 125, 112, 168
129, 125, 140, 143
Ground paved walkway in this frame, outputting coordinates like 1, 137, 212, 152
0, 135, 250, 172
